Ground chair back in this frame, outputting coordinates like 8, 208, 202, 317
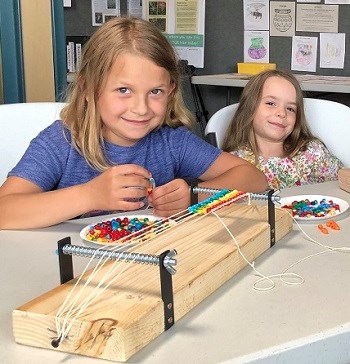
303, 98, 350, 167
204, 103, 239, 148
0, 102, 66, 184
205, 98, 350, 167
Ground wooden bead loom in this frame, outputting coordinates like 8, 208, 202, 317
13, 190, 292, 362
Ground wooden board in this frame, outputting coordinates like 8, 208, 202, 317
13, 203, 292, 362
339, 168, 350, 193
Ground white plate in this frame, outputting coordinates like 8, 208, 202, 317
279, 195, 349, 222
80, 214, 167, 246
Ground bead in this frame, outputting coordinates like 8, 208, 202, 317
85, 216, 163, 243
282, 197, 341, 219
189, 189, 247, 215
326, 220, 340, 230
317, 224, 328, 234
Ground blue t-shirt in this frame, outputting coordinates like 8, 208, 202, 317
9, 120, 221, 191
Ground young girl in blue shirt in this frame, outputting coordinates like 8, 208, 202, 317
0, 17, 267, 229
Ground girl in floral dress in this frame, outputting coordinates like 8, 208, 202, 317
222, 69, 343, 190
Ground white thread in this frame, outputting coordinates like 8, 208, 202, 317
275, 208, 350, 283
213, 210, 286, 291
212, 205, 348, 291
54, 192, 348, 342
54, 192, 250, 342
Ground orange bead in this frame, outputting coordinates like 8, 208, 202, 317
326, 220, 340, 230
318, 224, 328, 234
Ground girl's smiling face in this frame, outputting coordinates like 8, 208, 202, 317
97, 53, 175, 146
253, 76, 297, 149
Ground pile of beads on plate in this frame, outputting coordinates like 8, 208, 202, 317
282, 197, 340, 218
85, 216, 163, 243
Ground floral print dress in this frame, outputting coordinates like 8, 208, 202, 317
231, 140, 343, 190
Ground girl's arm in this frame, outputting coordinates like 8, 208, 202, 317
0, 165, 151, 230
198, 151, 267, 192
150, 152, 267, 217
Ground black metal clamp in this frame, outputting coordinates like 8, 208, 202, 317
55, 237, 177, 333
267, 190, 276, 247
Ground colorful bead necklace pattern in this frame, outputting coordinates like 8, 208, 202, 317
189, 189, 248, 215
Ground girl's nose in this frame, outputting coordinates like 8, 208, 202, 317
131, 95, 148, 115
276, 106, 286, 118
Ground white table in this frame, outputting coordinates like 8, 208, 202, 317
2, 181, 350, 363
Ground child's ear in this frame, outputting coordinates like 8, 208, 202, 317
168, 82, 176, 95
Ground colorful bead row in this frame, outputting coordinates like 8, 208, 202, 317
188, 189, 247, 215
85, 216, 161, 243
282, 198, 340, 218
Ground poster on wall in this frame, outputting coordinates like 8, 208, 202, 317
320, 32, 345, 69
270, 1, 295, 37
143, 0, 205, 68
244, 30, 270, 63
291, 36, 318, 72
127, 0, 143, 18
296, 4, 338, 33
91, 0, 120, 26
243, 0, 269, 31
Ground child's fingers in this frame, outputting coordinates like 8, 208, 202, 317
110, 164, 151, 179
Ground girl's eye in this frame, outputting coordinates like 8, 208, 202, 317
151, 89, 162, 95
118, 87, 130, 94
287, 107, 296, 113
266, 101, 275, 106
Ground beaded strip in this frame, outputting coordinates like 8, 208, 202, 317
188, 189, 248, 215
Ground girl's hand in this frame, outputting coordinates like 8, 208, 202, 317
84, 164, 152, 212
148, 178, 190, 217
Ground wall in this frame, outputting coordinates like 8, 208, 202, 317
198, 0, 350, 118
64, 0, 350, 121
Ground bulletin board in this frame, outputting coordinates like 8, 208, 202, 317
64, 0, 205, 68
63, 1, 350, 118
64, 0, 350, 75
142, 0, 206, 68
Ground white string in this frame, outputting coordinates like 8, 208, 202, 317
212, 204, 349, 291
54, 191, 250, 342
59, 251, 135, 340
275, 208, 350, 283
212, 210, 304, 291
54, 191, 348, 342
54, 211, 201, 340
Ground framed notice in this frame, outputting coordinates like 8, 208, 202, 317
143, 0, 205, 68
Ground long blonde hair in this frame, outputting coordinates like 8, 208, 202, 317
222, 69, 315, 159
61, 17, 194, 171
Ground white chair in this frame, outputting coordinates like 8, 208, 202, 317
205, 98, 350, 167
303, 98, 350, 168
205, 103, 238, 148
0, 102, 66, 184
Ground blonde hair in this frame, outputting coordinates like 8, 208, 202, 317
61, 17, 195, 171
222, 69, 315, 159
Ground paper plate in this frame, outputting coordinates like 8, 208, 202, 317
279, 195, 349, 222
80, 214, 173, 246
